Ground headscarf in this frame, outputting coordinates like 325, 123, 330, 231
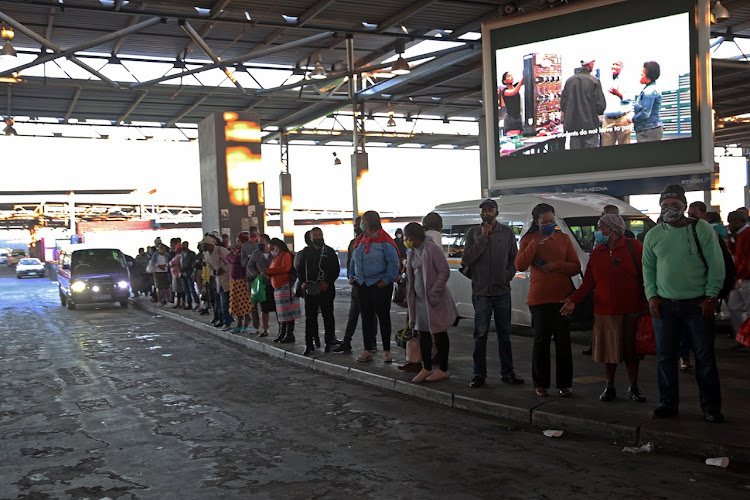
598, 213, 626, 235
237, 232, 250, 243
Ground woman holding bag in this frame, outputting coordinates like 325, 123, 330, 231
264, 238, 301, 344
515, 203, 581, 397
561, 213, 647, 402
403, 222, 458, 383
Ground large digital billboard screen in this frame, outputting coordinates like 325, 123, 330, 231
483, 0, 712, 190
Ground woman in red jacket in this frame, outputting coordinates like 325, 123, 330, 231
561, 213, 647, 403
515, 203, 581, 398
264, 238, 301, 344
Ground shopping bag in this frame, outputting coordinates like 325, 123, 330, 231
250, 275, 266, 303
736, 317, 750, 347
635, 314, 656, 356
405, 337, 422, 364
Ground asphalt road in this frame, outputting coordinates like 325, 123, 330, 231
1, 266, 748, 499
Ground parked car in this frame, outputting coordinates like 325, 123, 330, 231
16, 258, 46, 278
57, 247, 131, 310
7, 249, 26, 266
0, 249, 9, 265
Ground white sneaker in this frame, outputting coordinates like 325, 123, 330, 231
221, 325, 233, 331
248, 327, 260, 334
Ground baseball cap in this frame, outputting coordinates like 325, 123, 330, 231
479, 198, 498, 210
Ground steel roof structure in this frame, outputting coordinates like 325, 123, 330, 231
0, 0, 749, 148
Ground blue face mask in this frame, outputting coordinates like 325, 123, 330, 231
540, 222, 556, 235
594, 231, 609, 245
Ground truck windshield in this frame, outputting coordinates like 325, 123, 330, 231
71, 249, 126, 273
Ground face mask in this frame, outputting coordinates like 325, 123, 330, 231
395, 234, 402, 240
270, 250, 278, 257
404, 239, 413, 249
661, 205, 683, 224
249, 234, 259, 243
312, 238, 324, 247
540, 222, 556, 235
258, 243, 266, 252
594, 231, 609, 245
359, 222, 366, 232
481, 215, 496, 225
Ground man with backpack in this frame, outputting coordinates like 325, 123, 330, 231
642, 184, 724, 423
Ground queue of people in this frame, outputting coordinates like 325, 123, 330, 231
127, 183, 744, 424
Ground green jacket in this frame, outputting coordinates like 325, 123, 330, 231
642, 218, 725, 300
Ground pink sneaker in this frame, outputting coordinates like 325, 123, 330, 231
356, 350, 373, 362
426, 369, 450, 382
383, 350, 392, 363
412, 369, 433, 383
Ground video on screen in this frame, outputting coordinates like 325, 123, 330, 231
495, 12, 691, 158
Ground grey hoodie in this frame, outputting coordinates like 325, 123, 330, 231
461, 222, 517, 296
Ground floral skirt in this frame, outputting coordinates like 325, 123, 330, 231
229, 278, 252, 316
273, 284, 301, 322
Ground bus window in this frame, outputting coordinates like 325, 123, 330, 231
564, 216, 655, 253
501, 221, 527, 248
442, 225, 472, 259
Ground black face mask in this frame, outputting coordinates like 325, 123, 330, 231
312, 238, 324, 247
258, 243, 265, 251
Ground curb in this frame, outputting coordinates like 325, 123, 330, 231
131, 298, 750, 462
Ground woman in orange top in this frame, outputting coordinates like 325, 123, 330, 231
515, 203, 581, 397
264, 238, 301, 344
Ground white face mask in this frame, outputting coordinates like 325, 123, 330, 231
270, 250, 279, 257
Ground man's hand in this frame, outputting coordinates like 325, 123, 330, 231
560, 298, 575, 316
609, 87, 622, 99
700, 298, 716, 319
481, 223, 492, 238
376, 279, 387, 288
320, 282, 329, 293
540, 261, 560, 274
349, 277, 355, 285
648, 296, 662, 319
158, 264, 166, 270
301, 282, 308, 290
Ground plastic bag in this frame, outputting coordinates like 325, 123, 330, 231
250, 275, 266, 303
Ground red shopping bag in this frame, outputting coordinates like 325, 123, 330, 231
736, 318, 750, 347
635, 314, 656, 356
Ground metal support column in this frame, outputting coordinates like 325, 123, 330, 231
347, 34, 369, 218
279, 133, 294, 250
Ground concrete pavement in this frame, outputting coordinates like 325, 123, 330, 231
131, 281, 750, 463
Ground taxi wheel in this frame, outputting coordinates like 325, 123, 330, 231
120, 300, 128, 308
66, 298, 76, 310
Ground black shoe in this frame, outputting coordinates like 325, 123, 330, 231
280, 334, 295, 344
704, 411, 724, 423
652, 406, 679, 418
501, 373, 525, 385
303, 346, 314, 356
199, 310, 209, 315
324, 344, 333, 353
627, 385, 647, 403
273, 323, 287, 343
469, 376, 485, 388
599, 386, 616, 402
314, 336, 321, 348
581, 347, 592, 355
332, 338, 343, 346
332, 343, 352, 354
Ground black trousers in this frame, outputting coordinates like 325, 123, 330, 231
529, 303, 573, 389
304, 288, 335, 347
419, 331, 449, 371
356, 282, 393, 351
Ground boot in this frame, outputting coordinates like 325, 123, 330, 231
280, 322, 295, 344
314, 335, 321, 348
273, 322, 287, 343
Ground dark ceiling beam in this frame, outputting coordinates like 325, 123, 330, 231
179, 0, 234, 59
297, 0, 338, 27
63, 88, 82, 123
130, 31, 336, 89
0, 13, 164, 84
715, 103, 750, 118
117, 91, 149, 123
44, 7, 54, 39
166, 95, 210, 127
114, 0, 127, 12
181, 20, 246, 94
390, 58, 482, 100
375, 0, 437, 33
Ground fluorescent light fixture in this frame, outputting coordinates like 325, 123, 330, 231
362, 22, 378, 30
282, 15, 298, 24
194, 7, 211, 16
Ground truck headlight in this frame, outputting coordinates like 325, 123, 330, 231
117, 281, 129, 289
71, 281, 86, 293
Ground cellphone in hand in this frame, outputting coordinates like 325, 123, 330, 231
534, 258, 548, 268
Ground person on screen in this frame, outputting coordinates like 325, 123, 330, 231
601, 61, 634, 146
631, 61, 663, 142
499, 71, 524, 134
560, 58, 606, 149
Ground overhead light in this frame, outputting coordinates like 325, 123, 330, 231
442, 116, 450, 124
0, 26, 16, 57
291, 64, 306, 75
391, 40, 410, 75
366, 112, 375, 121
712, 1, 730, 22
333, 152, 341, 165
387, 111, 396, 128
310, 61, 327, 80
405, 114, 413, 123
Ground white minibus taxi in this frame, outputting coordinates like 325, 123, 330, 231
434, 193, 655, 328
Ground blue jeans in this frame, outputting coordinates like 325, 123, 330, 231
472, 293, 514, 379
652, 297, 721, 413
219, 288, 231, 326
182, 275, 199, 307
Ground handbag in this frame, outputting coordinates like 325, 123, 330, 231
635, 314, 656, 355
736, 317, 750, 347
395, 320, 413, 349
405, 337, 422, 363
393, 273, 407, 307
145, 261, 155, 274
250, 275, 266, 303
303, 252, 324, 297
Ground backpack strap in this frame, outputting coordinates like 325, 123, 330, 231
689, 218, 709, 271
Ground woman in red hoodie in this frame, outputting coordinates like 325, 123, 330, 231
264, 238, 301, 344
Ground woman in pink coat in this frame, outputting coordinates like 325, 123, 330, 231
404, 222, 459, 383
